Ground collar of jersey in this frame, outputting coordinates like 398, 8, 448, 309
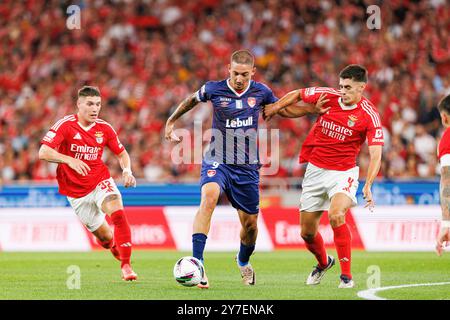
75, 114, 97, 131
338, 97, 358, 110
226, 79, 252, 97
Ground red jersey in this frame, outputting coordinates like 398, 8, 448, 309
438, 127, 450, 165
299, 87, 384, 171
41, 114, 125, 198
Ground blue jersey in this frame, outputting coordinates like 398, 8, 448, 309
196, 79, 277, 169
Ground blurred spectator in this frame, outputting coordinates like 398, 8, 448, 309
414, 125, 436, 163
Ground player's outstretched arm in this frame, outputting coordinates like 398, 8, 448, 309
362, 145, 382, 212
277, 94, 330, 119
437, 166, 450, 256
38, 144, 91, 176
165, 93, 199, 142
264, 91, 330, 121
263, 89, 302, 119
116, 150, 136, 188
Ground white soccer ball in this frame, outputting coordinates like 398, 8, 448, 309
173, 256, 204, 287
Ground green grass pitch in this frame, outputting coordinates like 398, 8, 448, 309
0, 250, 449, 300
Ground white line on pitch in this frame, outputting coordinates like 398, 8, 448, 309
357, 282, 450, 300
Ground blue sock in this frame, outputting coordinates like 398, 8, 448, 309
192, 233, 207, 264
238, 242, 255, 266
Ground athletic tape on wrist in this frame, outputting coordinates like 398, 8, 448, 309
122, 168, 132, 175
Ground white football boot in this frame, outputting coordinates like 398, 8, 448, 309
338, 275, 355, 288
306, 255, 335, 285
236, 255, 256, 285
197, 261, 209, 289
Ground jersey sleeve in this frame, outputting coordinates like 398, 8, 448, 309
365, 110, 384, 146
300, 87, 338, 104
195, 82, 213, 102
263, 85, 278, 105
105, 125, 125, 155
439, 129, 450, 166
41, 122, 66, 149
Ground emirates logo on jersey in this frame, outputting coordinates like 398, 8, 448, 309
347, 115, 358, 127
247, 97, 256, 108
71, 144, 100, 161
95, 131, 104, 144
319, 117, 353, 142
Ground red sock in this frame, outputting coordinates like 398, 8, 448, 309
303, 232, 328, 269
96, 237, 112, 249
111, 210, 132, 267
332, 224, 352, 278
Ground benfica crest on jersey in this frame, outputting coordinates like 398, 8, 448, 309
95, 131, 104, 144
348, 115, 358, 127
247, 97, 256, 108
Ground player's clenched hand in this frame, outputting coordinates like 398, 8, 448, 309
313, 94, 331, 115
362, 183, 374, 212
262, 105, 271, 121
263, 103, 281, 121
123, 172, 136, 188
436, 226, 450, 256
67, 158, 91, 176
165, 122, 181, 142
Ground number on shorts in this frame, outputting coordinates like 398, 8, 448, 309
343, 177, 354, 192
212, 162, 219, 169
99, 180, 115, 193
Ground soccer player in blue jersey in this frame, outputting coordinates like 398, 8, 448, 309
165, 50, 327, 288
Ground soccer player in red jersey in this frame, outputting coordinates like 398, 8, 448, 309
39, 86, 138, 281
436, 94, 450, 256
264, 65, 384, 288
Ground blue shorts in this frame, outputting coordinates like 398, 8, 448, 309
200, 161, 260, 214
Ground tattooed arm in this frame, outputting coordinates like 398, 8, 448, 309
437, 166, 450, 256
165, 93, 199, 142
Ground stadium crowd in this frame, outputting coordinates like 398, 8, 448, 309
0, 0, 449, 186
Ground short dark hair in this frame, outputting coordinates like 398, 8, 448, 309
231, 50, 254, 66
339, 64, 368, 83
438, 94, 450, 114
78, 86, 101, 98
